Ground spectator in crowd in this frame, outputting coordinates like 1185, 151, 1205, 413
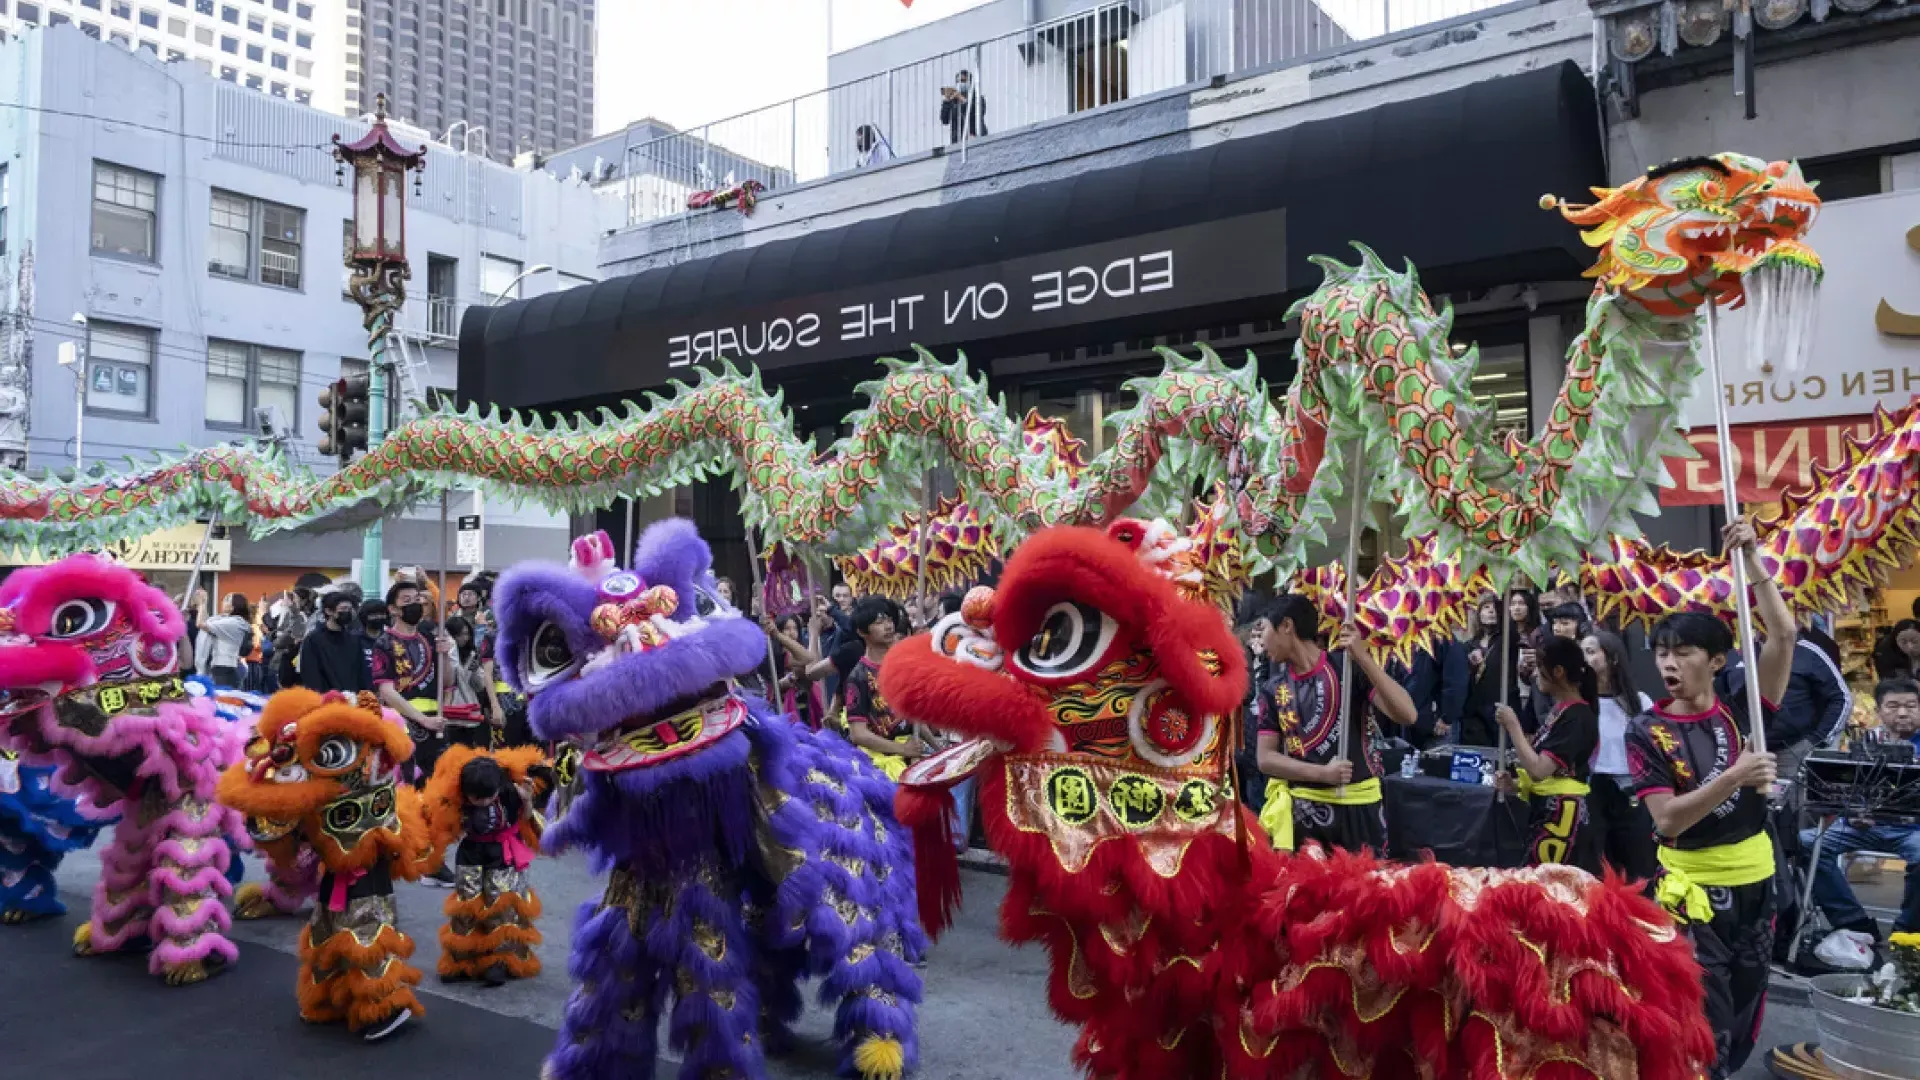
299, 590, 373, 695
855, 124, 894, 168
1798, 679, 1920, 945
1581, 629, 1658, 880
272, 630, 300, 691
939, 69, 986, 144
1463, 593, 1527, 746
181, 588, 208, 676
764, 612, 826, 729
194, 593, 254, 689
441, 614, 505, 750
1384, 639, 1469, 750
1873, 619, 1920, 681
1545, 603, 1591, 642
455, 579, 495, 650
370, 582, 454, 785
1722, 621, 1852, 780
714, 577, 737, 609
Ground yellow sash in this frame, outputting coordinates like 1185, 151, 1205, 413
407, 696, 439, 717
1258, 777, 1383, 852
859, 737, 912, 782
1654, 831, 1775, 923
1517, 774, 1591, 800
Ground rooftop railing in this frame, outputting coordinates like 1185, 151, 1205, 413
620, 0, 1512, 225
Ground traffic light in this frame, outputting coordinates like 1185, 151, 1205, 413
316, 374, 372, 461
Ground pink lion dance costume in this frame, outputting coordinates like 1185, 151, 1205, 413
886, 522, 1717, 1080
0, 554, 249, 985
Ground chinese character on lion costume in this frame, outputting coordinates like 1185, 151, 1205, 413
886, 522, 1716, 1079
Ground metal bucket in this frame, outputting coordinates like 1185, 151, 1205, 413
1810, 973, 1920, 1080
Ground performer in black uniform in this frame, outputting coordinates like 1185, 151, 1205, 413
1497, 636, 1601, 873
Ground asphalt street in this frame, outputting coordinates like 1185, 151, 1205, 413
6, 845, 1818, 1078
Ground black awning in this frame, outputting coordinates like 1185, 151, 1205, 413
461, 61, 1603, 411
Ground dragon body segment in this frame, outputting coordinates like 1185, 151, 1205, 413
0, 155, 1824, 594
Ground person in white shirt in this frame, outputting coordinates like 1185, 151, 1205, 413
855, 124, 894, 168
1581, 629, 1658, 880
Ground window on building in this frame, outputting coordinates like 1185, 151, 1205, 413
269, 21, 285, 39
245, 42, 262, 60
220, 4, 237, 21
81, 0, 101, 9
220, 66, 237, 82
560, 11, 571, 44
208, 190, 252, 279
220, 34, 236, 52
268, 51, 283, 68
194, 25, 211, 43
205, 341, 300, 429
166, 47, 185, 60
247, 13, 262, 32
272, 0, 285, 9
1802, 154, 1886, 202
294, 57, 310, 76
92, 162, 158, 261
295, 1, 310, 17
139, 39, 158, 53
244, 73, 262, 89
17, 3, 39, 25
166, 15, 182, 33
294, 88, 310, 104
479, 254, 524, 303
86, 323, 156, 418
194, 0, 211, 12
138, 7, 158, 26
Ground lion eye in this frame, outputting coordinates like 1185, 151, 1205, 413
1010, 602, 1119, 682
48, 599, 115, 639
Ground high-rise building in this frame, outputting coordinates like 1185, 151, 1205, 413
345, 0, 594, 161
0, 0, 338, 107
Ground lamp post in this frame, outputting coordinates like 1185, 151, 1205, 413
490, 263, 553, 307
335, 94, 427, 596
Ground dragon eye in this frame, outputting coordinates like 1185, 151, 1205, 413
1010, 602, 1120, 682
48, 599, 115, 639
1699, 179, 1723, 200
312, 736, 359, 773
526, 621, 577, 686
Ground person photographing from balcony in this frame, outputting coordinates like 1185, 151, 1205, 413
855, 124, 894, 168
1625, 516, 1793, 1079
940, 70, 986, 145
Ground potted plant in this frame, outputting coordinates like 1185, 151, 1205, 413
1806, 932, 1920, 1079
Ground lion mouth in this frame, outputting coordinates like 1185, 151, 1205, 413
581, 682, 743, 772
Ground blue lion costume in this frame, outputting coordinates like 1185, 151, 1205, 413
1, 750, 111, 922
495, 521, 924, 1080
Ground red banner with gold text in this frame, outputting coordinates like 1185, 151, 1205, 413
1659, 415, 1877, 506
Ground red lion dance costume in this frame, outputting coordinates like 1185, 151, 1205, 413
884, 523, 1715, 1079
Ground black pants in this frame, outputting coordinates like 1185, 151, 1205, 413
1590, 774, 1660, 881
408, 723, 446, 786
210, 665, 240, 689
1525, 792, 1600, 875
1293, 797, 1387, 855
445, 724, 495, 750
1681, 876, 1776, 1079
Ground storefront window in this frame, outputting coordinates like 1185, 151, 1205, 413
1015, 381, 1137, 459
1471, 343, 1530, 435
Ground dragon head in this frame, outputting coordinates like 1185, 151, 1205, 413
0, 554, 218, 811
881, 522, 1246, 770
1548, 152, 1821, 315
219, 689, 418, 868
494, 520, 765, 773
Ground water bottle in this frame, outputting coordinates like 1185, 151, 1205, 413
1400, 751, 1419, 779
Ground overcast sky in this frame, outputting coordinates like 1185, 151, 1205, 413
596, 0, 997, 136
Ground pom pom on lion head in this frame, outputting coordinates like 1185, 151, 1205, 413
881, 523, 1247, 767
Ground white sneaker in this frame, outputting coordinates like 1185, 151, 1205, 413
364, 1007, 413, 1042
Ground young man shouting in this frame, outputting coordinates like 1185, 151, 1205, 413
1253, 594, 1417, 853
1626, 517, 1793, 1079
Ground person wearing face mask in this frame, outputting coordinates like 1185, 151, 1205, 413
939, 69, 986, 145
298, 591, 374, 694
370, 584, 455, 777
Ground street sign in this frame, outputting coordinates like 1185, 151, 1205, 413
456, 514, 483, 567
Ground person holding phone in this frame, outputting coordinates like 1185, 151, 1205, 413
939, 70, 986, 145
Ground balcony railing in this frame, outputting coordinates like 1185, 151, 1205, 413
394, 296, 462, 343
621, 0, 1511, 225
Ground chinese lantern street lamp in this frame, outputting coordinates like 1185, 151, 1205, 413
334, 93, 426, 594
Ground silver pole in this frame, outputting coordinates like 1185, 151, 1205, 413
437, 489, 450, 707
1704, 300, 1768, 754
1497, 597, 1513, 802
72, 362, 84, 472
1787, 819, 1831, 965
744, 524, 782, 696
622, 496, 637, 564
181, 511, 221, 614
1335, 451, 1366, 797
913, 472, 934, 620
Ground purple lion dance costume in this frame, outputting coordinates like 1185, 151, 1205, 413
0, 554, 249, 984
495, 521, 925, 1080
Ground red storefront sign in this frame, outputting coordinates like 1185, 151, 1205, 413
1659, 415, 1877, 507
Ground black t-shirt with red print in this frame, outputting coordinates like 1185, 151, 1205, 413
1625, 687, 1777, 851
1533, 700, 1599, 783
1255, 650, 1382, 791
843, 656, 907, 741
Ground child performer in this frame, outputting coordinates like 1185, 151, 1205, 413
421, 745, 551, 987
1626, 517, 1791, 1079
1496, 636, 1601, 874
216, 689, 428, 1042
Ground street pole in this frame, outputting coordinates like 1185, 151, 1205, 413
437, 489, 450, 706
360, 338, 389, 596
181, 511, 222, 613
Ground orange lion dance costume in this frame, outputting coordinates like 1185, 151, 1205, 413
217, 688, 429, 1041
419, 744, 550, 985
884, 522, 1716, 1079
